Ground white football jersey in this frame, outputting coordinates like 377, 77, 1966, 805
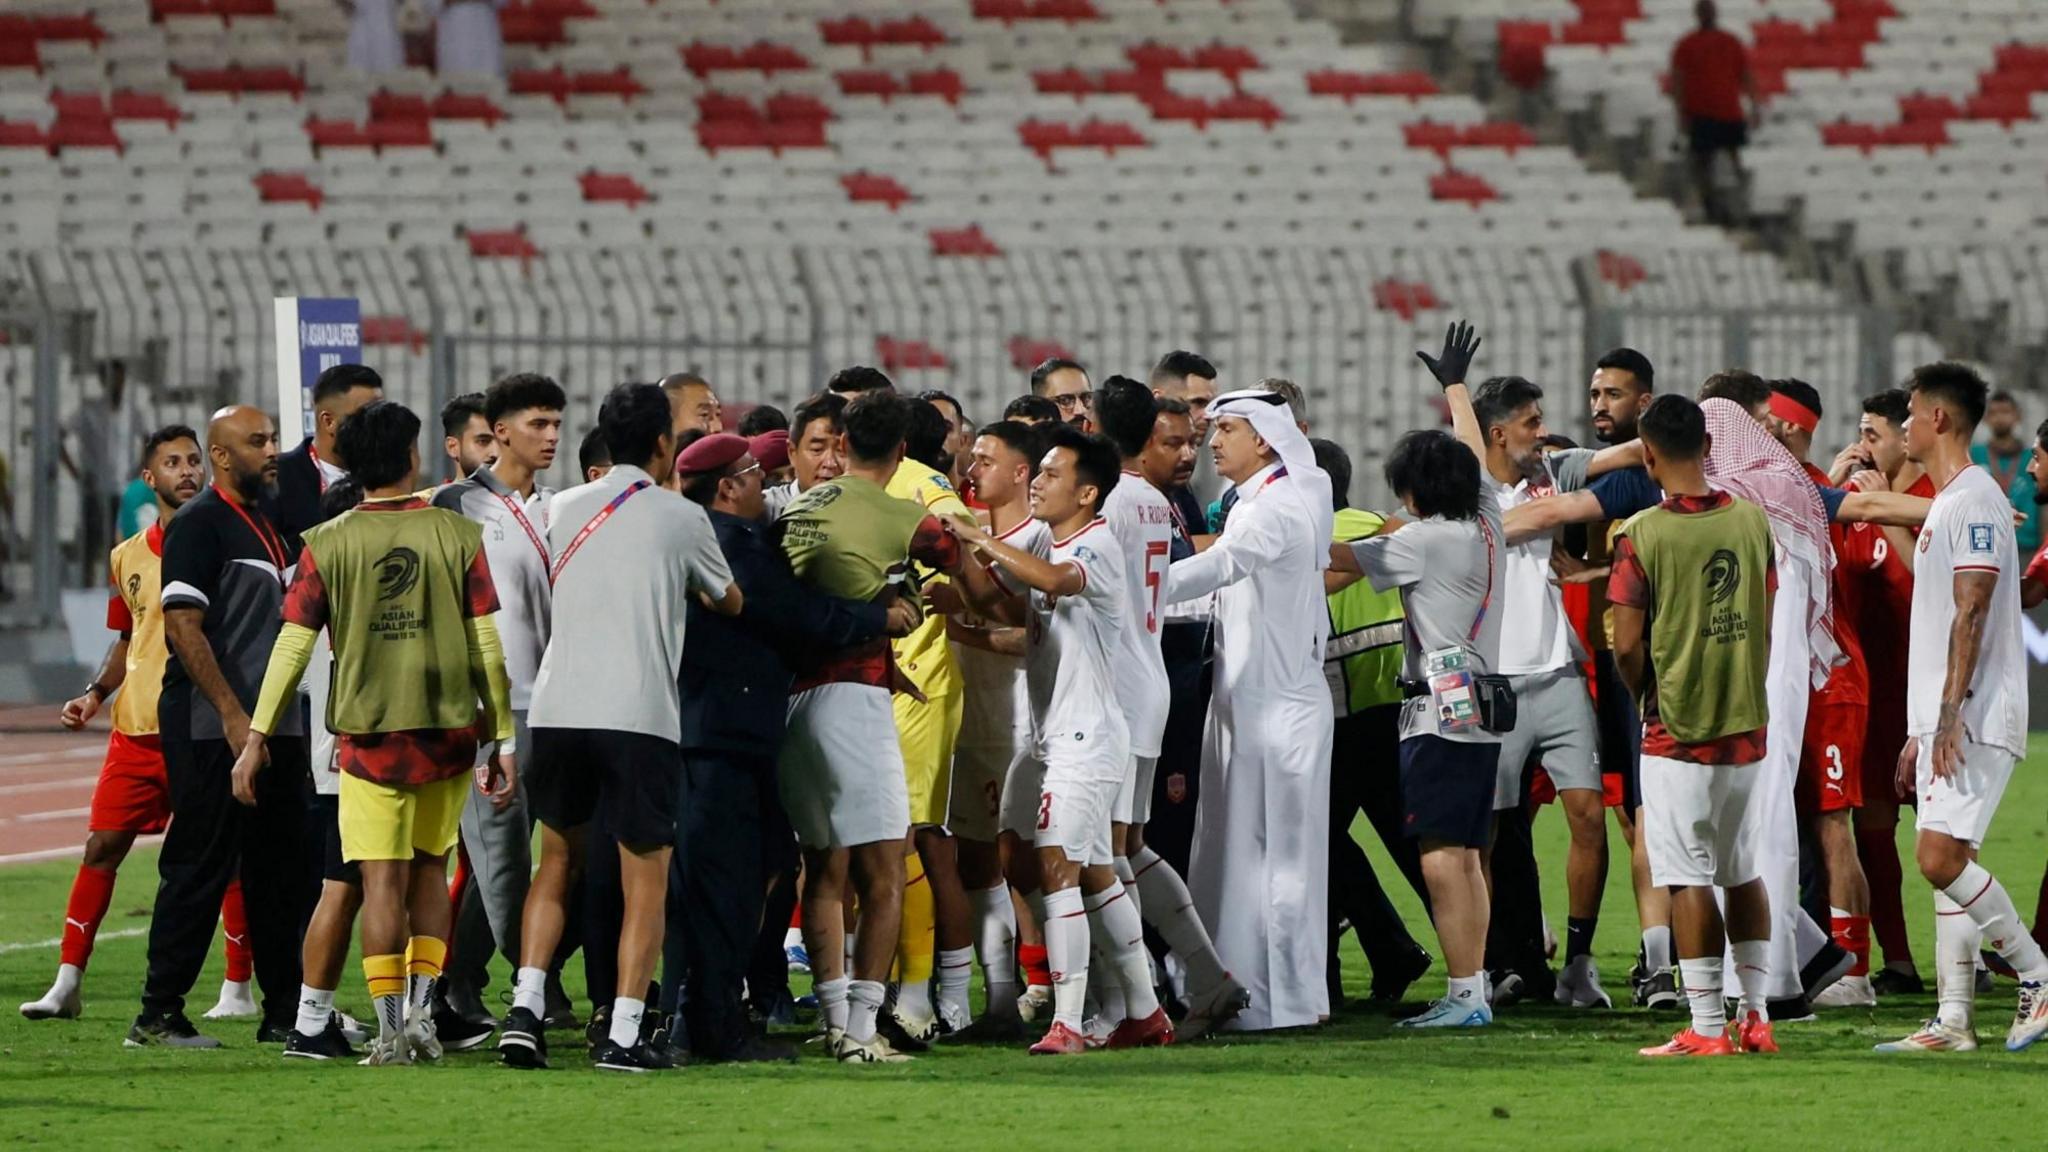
1007, 517, 1131, 764
1102, 472, 1174, 756
1490, 472, 1576, 676
955, 517, 1049, 750
1907, 465, 2028, 756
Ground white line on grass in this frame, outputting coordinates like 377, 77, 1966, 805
0, 834, 162, 866
0, 925, 148, 954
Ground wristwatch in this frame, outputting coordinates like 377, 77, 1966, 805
85, 681, 111, 702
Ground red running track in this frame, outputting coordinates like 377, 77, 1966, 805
0, 706, 146, 865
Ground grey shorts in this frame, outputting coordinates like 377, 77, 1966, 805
1494, 667, 1600, 810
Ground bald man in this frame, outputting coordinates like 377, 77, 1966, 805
661, 373, 723, 443
129, 406, 318, 1049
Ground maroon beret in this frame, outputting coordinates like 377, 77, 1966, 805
673, 431, 750, 476
748, 429, 790, 473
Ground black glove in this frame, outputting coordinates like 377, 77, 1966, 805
1416, 320, 1482, 390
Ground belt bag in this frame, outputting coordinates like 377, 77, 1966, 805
1472, 674, 1517, 734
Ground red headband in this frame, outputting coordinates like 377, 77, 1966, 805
1768, 391, 1819, 434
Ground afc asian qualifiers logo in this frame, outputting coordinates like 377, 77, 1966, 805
1703, 549, 1741, 604
374, 547, 421, 600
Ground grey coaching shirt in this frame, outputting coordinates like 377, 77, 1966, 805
432, 465, 555, 709
1347, 482, 1504, 744
527, 464, 734, 745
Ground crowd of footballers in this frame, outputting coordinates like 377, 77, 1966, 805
18, 322, 2048, 1068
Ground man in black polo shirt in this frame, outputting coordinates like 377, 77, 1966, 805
274, 364, 382, 539
662, 431, 914, 1061
129, 405, 315, 1047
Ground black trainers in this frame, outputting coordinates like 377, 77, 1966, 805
1370, 947, 1434, 1004
125, 1011, 223, 1049
498, 1006, 548, 1069
283, 1018, 358, 1061
710, 1036, 797, 1064
1871, 968, 1926, 996
1766, 993, 1814, 1023
255, 1018, 293, 1044
434, 1002, 495, 1052
590, 1037, 676, 1072
542, 973, 580, 1031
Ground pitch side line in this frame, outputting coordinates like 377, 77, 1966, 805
0, 925, 149, 954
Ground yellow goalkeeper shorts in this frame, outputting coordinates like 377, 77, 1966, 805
894, 689, 962, 828
338, 772, 467, 863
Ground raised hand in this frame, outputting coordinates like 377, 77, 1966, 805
1417, 320, 1482, 390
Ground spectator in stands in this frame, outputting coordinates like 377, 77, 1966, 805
1669, 0, 1758, 226
427, 0, 505, 78
1030, 358, 1094, 430
1973, 389, 2040, 554
343, 0, 405, 74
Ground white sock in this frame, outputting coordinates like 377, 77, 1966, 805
784, 925, 803, 951
937, 946, 974, 1021
408, 973, 434, 1019
375, 992, 405, 1040
1678, 958, 1726, 1037
1086, 881, 1160, 1020
1130, 846, 1225, 992
609, 996, 644, 1048
1042, 886, 1090, 1031
1945, 861, 2048, 983
844, 934, 857, 965
846, 979, 885, 1044
1642, 926, 1674, 973
1731, 939, 1770, 1018
896, 978, 932, 1018
512, 965, 548, 1017
1446, 974, 1486, 1006
1112, 855, 1144, 929
294, 985, 335, 1039
1794, 907, 1829, 968
1935, 891, 1981, 1030
814, 975, 850, 1033
50, 963, 82, 998
972, 883, 1020, 1015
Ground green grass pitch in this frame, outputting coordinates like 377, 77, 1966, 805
6, 741, 2048, 1150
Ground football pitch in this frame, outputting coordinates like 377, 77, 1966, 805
6, 747, 2048, 1151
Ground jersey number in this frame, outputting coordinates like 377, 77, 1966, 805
1143, 539, 1170, 634
1036, 791, 1053, 832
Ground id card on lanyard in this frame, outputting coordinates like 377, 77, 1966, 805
1426, 516, 1495, 737
549, 480, 650, 585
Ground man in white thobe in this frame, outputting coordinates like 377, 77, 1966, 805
1166, 390, 1336, 1031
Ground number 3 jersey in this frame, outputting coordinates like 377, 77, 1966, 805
1102, 473, 1173, 757
999, 516, 1131, 766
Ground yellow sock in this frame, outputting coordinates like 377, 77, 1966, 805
364, 953, 406, 1002
896, 851, 935, 985
406, 936, 447, 982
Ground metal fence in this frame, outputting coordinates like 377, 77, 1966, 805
3, 243, 1904, 623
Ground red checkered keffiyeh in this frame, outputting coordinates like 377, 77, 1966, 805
1699, 397, 1841, 687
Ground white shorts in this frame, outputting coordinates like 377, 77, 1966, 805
1493, 668, 1600, 810
1111, 754, 1159, 826
1914, 734, 2017, 848
1640, 754, 1762, 889
998, 748, 1048, 843
947, 740, 1022, 843
1037, 752, 1122, 867
778, 683, 910, 850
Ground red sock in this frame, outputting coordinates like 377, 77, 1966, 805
1018, 942, 1051, 989
220, 877, 253, 982
2031, 860, 2048, 951
790, 903, 803, 930
449, 842, 471, 906
1831, 914, 1871, 978
61, 865, 119, 969
1857, 825, 1913, 968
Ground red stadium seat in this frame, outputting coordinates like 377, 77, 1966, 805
740, 42, 812, 74
1558, 19, 1627, 47
876, 17, 946, 48
681, 43, 741, 76
509, 68, 572, 99
1018, 118, 1077, 157
763, 120, 828, 150
111, 91, 182, 126
1099, 68, 1167, 96
360, 316, 425, 351
819, 16, 877, 48
1145, 93, 1210, 126
1595, 250, 1647, 291
467, 228, 540, 260
972, 0, 1030, 21
254, 170, 322, 209
1007, 336, 1074, 367
906, 68, 965, 103
1126, 42, 1190, 71
1031, 0, 1101, 20
1076, 118, 1145, 151
50, 91, 109, 122
431, 92, 505, 124
151, 0, 213, 17
1462, 121, 1535, 152
1192, 44, 1260, 77
1882, 121, 1949, 151
1963, 91, 2032, 124
368, 118, 433, 148
0, 121, 52, 150
306, 117, 373, 149
931, 225, 1004, 257
571, 69, 644, 98
1820, 121, 1882, 149
765, 93, 833, 123
1897, 93, 1961, 123
213, 0, 278, 19
1429, 169, 1498, 205
51, 118, 121, 152
579, 171, 649, 206
1306, 69, 1438, 101
1403, 121, 1461, 155
841, 171, 913, 211
697, 120, 769, 152
369, 91, 431, 122
838, 70, 902, 99
1371, 278, 1441, 321
0, 40, 38, 71
697, 92, 760, 122
500, 10, 567, 46
876, 335, 949, 371
1210, 93, 1282, 126
1033, 68, 1094, 97
31, 13, 105, 44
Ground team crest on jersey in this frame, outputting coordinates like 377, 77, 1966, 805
1919, 529, 1931, 554
127, 573, 141, 602
374, 547, 421, 600
1969, 523, 1994, 553
1703, 549, 1741, 604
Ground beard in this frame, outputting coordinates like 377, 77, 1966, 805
1593, 421, 1634, 445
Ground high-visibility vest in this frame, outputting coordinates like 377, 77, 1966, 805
1326, 508, 1406, 716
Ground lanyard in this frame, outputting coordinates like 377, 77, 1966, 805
214, 484, 289, 585
493, 486, 551, 577
548, 480, 649, 585
307, 442, 326, 494
1257, 465, 1289, 493
1469, 515, 1496, 643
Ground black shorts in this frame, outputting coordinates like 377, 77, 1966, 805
527, 727, 680, 848
1688, 116, 1747, 155
310, 793, 362, 885
1593, 651, 1643, 813
1399, 735, 1498, 849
